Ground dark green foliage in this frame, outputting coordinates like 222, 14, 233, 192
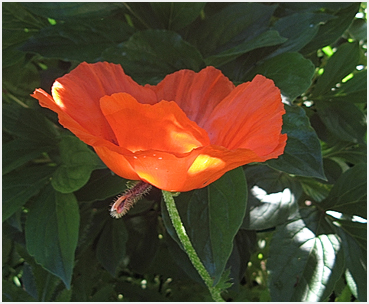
2, 2, 366, 301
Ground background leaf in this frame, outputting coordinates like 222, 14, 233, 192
25, 185, 80, 289
268, 208, 345, 301
51, 136, 104, 193
162, 167, 247, 285
267, 105, 326, 180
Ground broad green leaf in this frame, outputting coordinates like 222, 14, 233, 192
3, 139, 53, 175
75, 169, 127, 202
327, 70, 367, 103
124, 213, 160, 274
96, 218, 128, 276
162, 167, 247, 285
20, 19, 135, 62
321, 164, 366, 218
102, 29, 204, 84
3, 166, 55, 221
269, 12, 335, 57
316, 101, 366, 144
298, 176, 332, 203
324, 143, 367, 165
267, 105, 326, 180
51, 136, 103, 193
3, 105, 59, 144
205, 30, 286, 67
312, 42, 361, 97
189, 3, 277, 57
337, 219, 367, 251
242, 165, 301, 230
150, 2, 205, 31
347, 17, 367, 42
279, 2, 352, 12
268, 208, 345, 301
335, 224, 367, 301
2, 280, 35, 302
248, 52, 315, 102
21, 2, 120, 20
25, 185, 79, 289
301, 3, 361, 54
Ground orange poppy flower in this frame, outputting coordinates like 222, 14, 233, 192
32, 62, 287, 192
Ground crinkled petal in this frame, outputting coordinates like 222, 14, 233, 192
149, 66, 235, 128
204, 74, 287, 158
99, 92, 210, 155
49, 62, 157, 142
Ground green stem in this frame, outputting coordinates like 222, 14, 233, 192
162, 190, 224, 302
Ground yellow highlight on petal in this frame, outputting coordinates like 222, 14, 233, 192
188, 154, 225, 175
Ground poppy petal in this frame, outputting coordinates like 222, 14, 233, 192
150, 66, 235, 127
204, 75, 287, 158
99, 92, 210, 155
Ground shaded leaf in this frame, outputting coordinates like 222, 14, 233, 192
301, 3, 361, 54
162, 167, 247, 285
317, 101, 366, 144
3, 166, 55, 221
75, 169, 127, 202
312, 42, 361, 97
189, 3, 277, 57
102, 29, 204, 84
52, 136, 103, 193
3, 105, 58, 144
248, 52, 315, 102
20, 18, 135, 62
25, 185, 79, 289
3, 139, 53, 175
268, 208, 345, 301
267, 105, 326, 180
270, 12, 335, 57
205, 30, 286, 67
96, 218, 128, 276
2, 280, 35, 302
150, 2, 205, 31
321, 164, 366, 218
21, 2, 120, 20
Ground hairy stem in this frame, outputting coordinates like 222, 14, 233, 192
162, 190, 224, 302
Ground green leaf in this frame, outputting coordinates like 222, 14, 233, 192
21, 2, 120, 20
268, 208, 345, 301
205, 30, 287, 67
312, 42, 361, 97
150, 2, 205, 31
162, 167, 247, 285
75, 169, 127, 202
335, 224, 367, 301
25, 185, 79, 289
301, 3, 361, 55
321, 164, 366, 218
51, 136, 103, 193
3, 105, 59, 144
316, 101, 366, 144
189, 3, 277, 57
102, 29, 204, 84
248, 52, 315, 102
20, 18, 135, 62
242, 165, 301, 230
96, 218, 128, 276
3, 139, 53, 175
327, 70, 367, 103
267, 105, 326, 180
2, 280, 36, 302
269, 12, 335, 57
3, 166, 55, 221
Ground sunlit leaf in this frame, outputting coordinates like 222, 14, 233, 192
268, 208, 345, 301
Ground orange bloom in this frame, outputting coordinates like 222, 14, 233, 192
32, 62, 287, 192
